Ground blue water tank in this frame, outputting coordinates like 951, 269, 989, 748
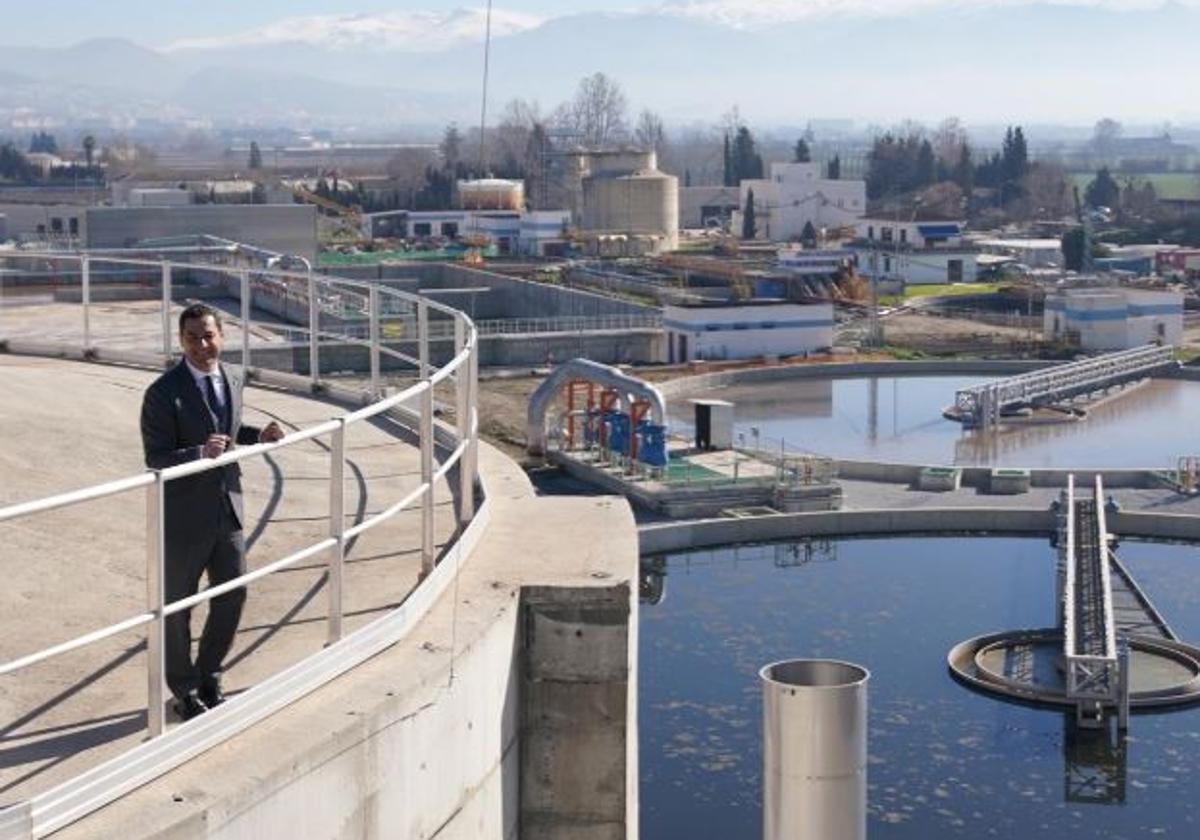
637, 422, 668, 467
607, 412, 631, 454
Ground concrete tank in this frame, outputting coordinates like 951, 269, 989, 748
458, 178, 525, 211
581, 168, 678, 250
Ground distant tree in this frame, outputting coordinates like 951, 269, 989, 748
801, 220, 818, 248
248, 141, 263, 170
953, 143, 974, 194
917, 181, 965, 219
722, 133, 733, 187
827, 155, 841, 180
1062, 228, 1086, 271
1092, 118, 1123, 155
1019, 163, 1071, 220
1122, 179, 1158, 219
1085, 167, 1121, 210
915, 140, 937, 188
82, 135, 96, 168
634, 109, 667, 158
1000, 125, 1029, 205
684, 168, 692, 188
793, 138, 811, 163
29, 131, 57, 154
0, 143, 35, 181
731, 126, 763, 182
742, 188, 756, 240
555, 72, 627, 147
932, 117, 968, 176
440, 124, 463, 170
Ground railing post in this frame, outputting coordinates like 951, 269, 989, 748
418, 298, 430, 380
239, 270, 251, 383
161, 262, 172, 363
421, 379, 436, 575
0, 800, 33, 840
308, 268, 320, 389
146, 471, 166, 737
327, 419, 346, 644
79, 255, 92, 353
468, 338, 479, 503
455, 318, 475, 525
369, 284, 381, 399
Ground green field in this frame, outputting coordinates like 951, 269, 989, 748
1069, 172, 1200, 202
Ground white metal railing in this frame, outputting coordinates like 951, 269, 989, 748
0, 250, 481, 837
955, 344, 1176, 427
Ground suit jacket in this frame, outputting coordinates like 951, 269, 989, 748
140, 361, 262, 536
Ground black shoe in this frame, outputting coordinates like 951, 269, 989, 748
198, 678, 226, 708
173, 689, 209, 721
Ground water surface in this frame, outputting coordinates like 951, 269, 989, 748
640, 537, 1200, 839
670, 375, 1200, 467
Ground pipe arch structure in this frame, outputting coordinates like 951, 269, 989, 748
526, 357, 668, 456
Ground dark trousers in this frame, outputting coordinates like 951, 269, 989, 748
164, 503, 247, 700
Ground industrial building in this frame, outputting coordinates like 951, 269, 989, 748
0, 202, 86, 243
663, 300, 834, 363
974, 237, 1063, 268
85, 204, 318, 262
574, 149, 679, 254
362, 208, 570, 256
735, 162, 865, 243
1044, 287, 1184, 349
679, 185, 741, 230
849, 219, 979, 285
777, 248, 855, 277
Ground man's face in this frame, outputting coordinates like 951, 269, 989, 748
180, 314, 224, 372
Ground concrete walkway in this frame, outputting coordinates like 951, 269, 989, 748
0, 354, 457, 805
51, 443, 639, 840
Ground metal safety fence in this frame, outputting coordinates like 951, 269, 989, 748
0, 250, 481, 838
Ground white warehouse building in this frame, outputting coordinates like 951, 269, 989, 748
850, 219, 979, 285
663, 300, 834, 363
737, 163, 865, 242
1043, 287, 1184, 350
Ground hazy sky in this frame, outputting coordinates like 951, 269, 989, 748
7, 0, 1197, 48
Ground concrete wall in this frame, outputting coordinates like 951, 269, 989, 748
657, 358, 1055, 402
56, 445, 641, 840
639, 506, 1200, 556
326, 263, 653, 322
834, 459, 1168, 489
247, 329, 664, 374
86, 205, 318, 262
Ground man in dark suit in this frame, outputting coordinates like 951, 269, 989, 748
140, 303, 284, 720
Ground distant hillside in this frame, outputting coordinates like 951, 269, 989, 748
0, 4, 1199, 128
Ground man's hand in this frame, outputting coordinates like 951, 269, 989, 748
259, 421, 285, 443
202, 434, 231, 459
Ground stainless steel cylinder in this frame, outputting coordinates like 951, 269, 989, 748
761, 659, 869, 840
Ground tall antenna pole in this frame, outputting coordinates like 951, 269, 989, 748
478, 0, 493, 176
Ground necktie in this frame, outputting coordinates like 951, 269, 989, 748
205, 375, 229, 433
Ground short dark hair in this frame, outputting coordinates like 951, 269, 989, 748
178, 303, 223, 333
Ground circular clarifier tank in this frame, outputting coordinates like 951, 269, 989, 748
948, 629, 1200, 708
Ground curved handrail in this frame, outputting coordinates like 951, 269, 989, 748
0, 249, 482, 837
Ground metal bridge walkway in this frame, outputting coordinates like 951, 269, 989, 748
956, 345, 1176, 428
1059, 476, 1131, 727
